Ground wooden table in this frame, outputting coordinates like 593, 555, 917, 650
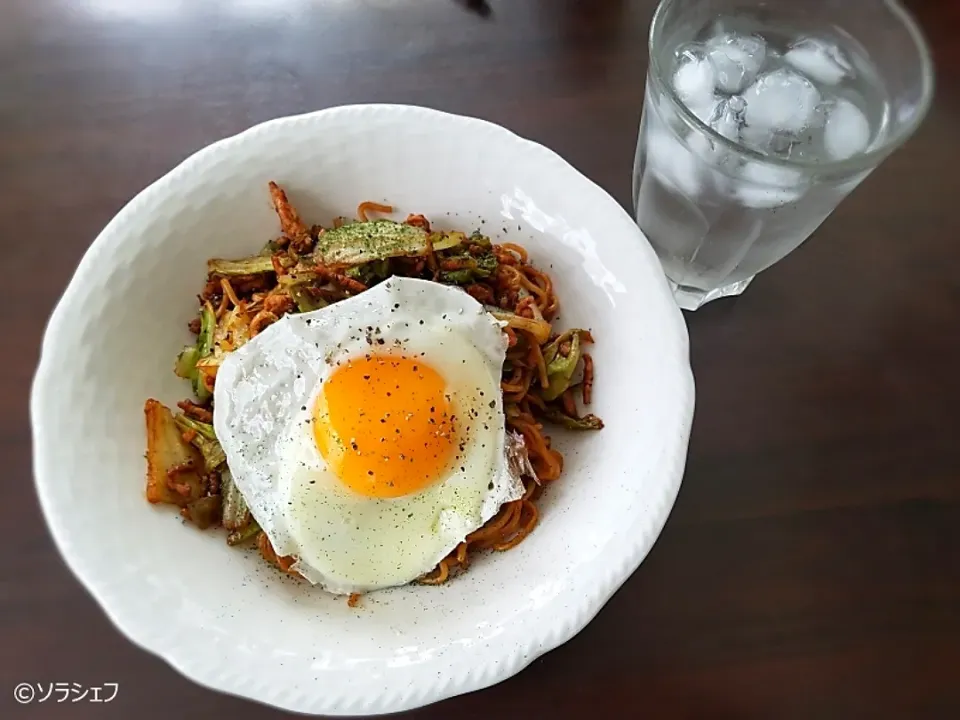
4, 0, 958, 717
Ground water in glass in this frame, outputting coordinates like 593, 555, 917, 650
634, 14, 891, 309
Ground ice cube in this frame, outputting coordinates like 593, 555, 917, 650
783, 37, 853, 86
710, 95, 746, 142
823, 98, 870, 160
646, 129, 703, 198
689, 96, 721, 127
712, 108, 740, 142
685, 96, 744, 145
742, 69, 824, 153
706, 33, 767, 94
735, 161, 807, 209
672, 44, 717, 110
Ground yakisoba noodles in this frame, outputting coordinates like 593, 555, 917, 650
143, 182, 602, 594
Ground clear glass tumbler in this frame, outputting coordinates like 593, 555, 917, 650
633, 0, 934, 310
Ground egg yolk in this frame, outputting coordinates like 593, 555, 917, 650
313, 354, 458, 498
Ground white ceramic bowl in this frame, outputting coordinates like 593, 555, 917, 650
31, 105, 694, 715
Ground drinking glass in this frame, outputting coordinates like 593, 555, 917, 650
633, 0, 934, 310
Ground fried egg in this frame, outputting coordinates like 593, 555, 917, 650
213, 277, 524, 594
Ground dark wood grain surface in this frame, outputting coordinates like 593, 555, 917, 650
3, 0, 959, 717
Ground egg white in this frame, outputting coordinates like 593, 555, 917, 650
213, 277, 524, 594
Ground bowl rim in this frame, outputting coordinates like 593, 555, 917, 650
31, 103, 695, 715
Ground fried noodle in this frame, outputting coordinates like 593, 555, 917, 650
162, 183, 603, 593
